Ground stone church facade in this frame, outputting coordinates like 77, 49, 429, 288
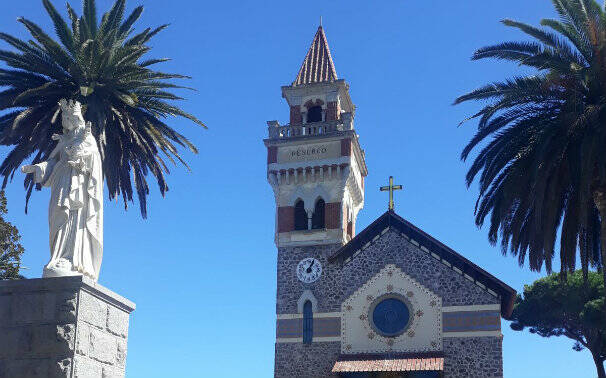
264, 26, 516, 378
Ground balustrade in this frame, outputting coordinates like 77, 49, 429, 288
267, 119, 351, 139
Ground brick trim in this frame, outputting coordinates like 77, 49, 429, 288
442, 311, 501, 333
290, 105, 302, 124
340, 138, 351, 156
325, 202, 341, 230
276, 317, 340, 339
278, 206, 294, 233
326, 101, 338, 121
267, 146, 277, 164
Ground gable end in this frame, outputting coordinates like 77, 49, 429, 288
328, 211, 516, 318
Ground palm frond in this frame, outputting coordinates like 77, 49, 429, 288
0, 0, 204, 217
457, 0, 606, 275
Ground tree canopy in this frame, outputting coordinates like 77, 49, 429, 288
0, 191, 24, 280
510, 270, 605, 377
0, 0, 205, 217
455, 0, 606, 283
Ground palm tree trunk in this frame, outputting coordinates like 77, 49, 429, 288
593, 189, 606, 320
593, 352, 605, 378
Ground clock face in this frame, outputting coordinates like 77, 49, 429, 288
296, 257, 322, 283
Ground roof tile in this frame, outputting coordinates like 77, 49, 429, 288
332, 357, 444, 373
293, 26, 338, 86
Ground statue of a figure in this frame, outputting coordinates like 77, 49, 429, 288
21, 99, 103, 281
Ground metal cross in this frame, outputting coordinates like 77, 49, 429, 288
380, 176, 403, 211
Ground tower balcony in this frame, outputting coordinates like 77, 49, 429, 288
267, 113, 354, 140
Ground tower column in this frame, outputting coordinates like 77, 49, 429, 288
265, 25, 367, 247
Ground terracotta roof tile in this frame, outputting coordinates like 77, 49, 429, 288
332, 356, 444, 373
293, 26, 338, 86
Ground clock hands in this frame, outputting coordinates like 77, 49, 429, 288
297, 258, 321, 283
306, 259, 315, 274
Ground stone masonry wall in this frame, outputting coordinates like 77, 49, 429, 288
73, 291, 131, 377
275, 229, 503, 377
443, 336, 503, 378
0, 276, 134, 378
340, 230, 499, 306
275, 342, 340, 378
276, 244, 342, 314
275, 243, 342, 377
278, 230, 498, 317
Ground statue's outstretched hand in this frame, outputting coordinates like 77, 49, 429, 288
51, 133, 62, 141
21, 165, 36, 174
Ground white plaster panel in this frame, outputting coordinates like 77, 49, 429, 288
277, 141, 340, 163
279, 182, 340, 208
341, 264, 442, 354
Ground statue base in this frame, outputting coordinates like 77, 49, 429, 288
0, 275, 135, 378
43, 258, 86, 279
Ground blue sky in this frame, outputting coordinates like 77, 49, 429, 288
0, 0, 598, 377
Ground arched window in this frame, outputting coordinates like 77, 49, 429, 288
307, 106, 323, 123
303, 300, 313, 344
311, 198, 325, 229
294, 199, 308, 231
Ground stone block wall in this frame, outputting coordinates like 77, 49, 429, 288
276, 244, 342, 314
274, 342, 340, 378
275, 229, 505, 377
443, 336, 503, 378
340, 230, 499, 307
0, 276, 135, 378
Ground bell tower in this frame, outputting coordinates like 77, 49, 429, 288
265, 26, 367, 247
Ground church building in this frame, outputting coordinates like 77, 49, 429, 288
264, 26, 516, 378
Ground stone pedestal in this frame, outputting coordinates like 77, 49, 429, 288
0, 276, 135, 378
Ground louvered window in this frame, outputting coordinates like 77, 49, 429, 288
294, 199, 308, 231
311, 198, 325, 229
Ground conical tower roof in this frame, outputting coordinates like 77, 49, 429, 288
293, 26, 338, 86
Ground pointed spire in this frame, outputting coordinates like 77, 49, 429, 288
293, 26, 338, 86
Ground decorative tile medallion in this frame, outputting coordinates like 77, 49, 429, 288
341, 264, 442, 354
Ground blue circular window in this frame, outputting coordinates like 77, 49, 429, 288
370, 295, 411, 337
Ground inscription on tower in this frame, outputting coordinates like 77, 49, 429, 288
278, 141, 340, 163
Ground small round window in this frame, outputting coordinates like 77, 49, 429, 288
369, 294, 411, 337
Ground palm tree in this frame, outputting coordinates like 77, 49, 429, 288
454, 0, 606, 296
0, 0, 204, 217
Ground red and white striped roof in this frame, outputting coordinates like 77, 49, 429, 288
293, 26, 338, 86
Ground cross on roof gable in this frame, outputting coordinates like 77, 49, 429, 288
328, 210, 517, 318
293, 26, 338, 86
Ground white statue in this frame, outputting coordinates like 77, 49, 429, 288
21, 99, 103, 281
